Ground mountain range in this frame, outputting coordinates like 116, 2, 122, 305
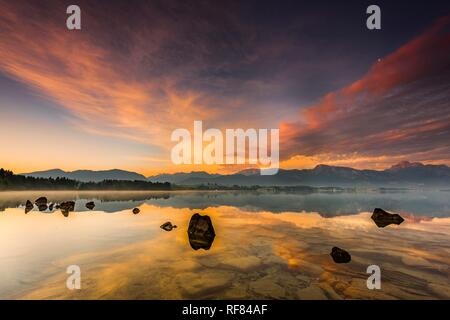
22, 161, 450, 187
21, 169, 147, 183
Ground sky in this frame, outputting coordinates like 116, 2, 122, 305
0, 0, 449, 176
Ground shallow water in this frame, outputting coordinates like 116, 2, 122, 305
0, 190, 449, 299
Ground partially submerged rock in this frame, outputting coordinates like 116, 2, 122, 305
25, 200, 33, 213
86, 201, 95, 210
48, 203, 54, 211
59, 201, 75, 215
132, 208, 140, 214
371, 208, 404, 228
38, 204, 48, 211
330, 246, 351, 263
160, 221, 177, 231
187, 213, 216, 250
34, 197, 47, 206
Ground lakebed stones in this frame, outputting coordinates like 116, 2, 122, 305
249, 275, 286, 299
371, 208, 404, 228
86, 201, 95, 210
132, 208, 140, 214
296, 285, 328, 300
330, 246, 351, 264
187, 213, 216, 250
160, 221, 177, 231
176, 271, 233, 298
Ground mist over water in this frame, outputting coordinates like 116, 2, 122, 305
1, 189, 449, 216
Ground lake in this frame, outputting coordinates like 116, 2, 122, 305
0, 190, 449, 299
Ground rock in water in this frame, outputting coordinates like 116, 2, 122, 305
48, 203, 54, 211
371, 208, 404, 228
25, 200, 33, 213
38, 204, 48, 211
34, 197, 47, 206
132, 208, 140, 214
187, 213, 216, 250
86, 201, 95, 210
330, 247, 351, 263
60, 201, 75, 215
160, 221, 177, 231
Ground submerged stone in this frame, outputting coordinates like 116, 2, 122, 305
160, 221, 177, 231
86, 201, 95, 210
25, 200, 33, 213
34, 197, 47, 206
132, 208, 140, 214
330, 246, 351, 263
187, 213, 216, 250
60, 201, 75, 215
371, 208, 404, 228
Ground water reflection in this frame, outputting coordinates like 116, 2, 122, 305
0, 191, 449, 300
1, 189, 450, 217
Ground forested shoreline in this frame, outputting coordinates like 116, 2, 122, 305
0, 169, 171, 191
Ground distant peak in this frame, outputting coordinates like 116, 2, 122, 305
313, 164, 350, 171
21, 168, 66, 175
314, 164, 331, 169
237, 168, 260, 176
48, 168, 66, 173
389, 161, 424, 170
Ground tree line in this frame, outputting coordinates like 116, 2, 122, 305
0, 169, 171, 190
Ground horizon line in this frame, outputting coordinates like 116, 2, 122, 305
7, 160, 450, 177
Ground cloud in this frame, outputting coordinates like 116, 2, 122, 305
1, 1, 449, 172
281, 14, 450, 167
0, 0, 237, 150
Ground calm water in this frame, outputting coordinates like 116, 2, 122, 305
0, 190, 449, 299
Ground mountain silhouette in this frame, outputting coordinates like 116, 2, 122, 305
22, 169, 147, 183
22, 162, 450, 187
147, 161, 450, 187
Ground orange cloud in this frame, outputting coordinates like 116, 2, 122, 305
1, 1, 449, 174
0, 1, 224, 152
